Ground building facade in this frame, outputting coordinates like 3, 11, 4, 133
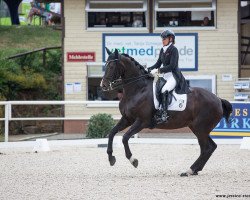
63, 0, 240, 132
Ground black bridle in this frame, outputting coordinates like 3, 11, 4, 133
102, 58, 151, 92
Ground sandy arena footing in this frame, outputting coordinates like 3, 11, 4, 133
0, 144, 249, 200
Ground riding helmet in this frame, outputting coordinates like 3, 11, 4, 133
160, 29, 175, 40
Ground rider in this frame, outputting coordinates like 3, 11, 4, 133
148, 29, 190, 123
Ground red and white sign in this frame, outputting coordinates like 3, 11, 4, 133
67, 52, 95, 62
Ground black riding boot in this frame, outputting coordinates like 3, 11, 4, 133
154, 91, 170, 125
161, 91, 169, 122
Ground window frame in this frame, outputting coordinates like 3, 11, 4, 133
154, 0, 217, 30
185, 75, 216, 94
85, 0, 148, 31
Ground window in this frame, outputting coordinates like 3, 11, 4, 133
186, 75, 216, 94
85, 0, 147, 29
155, 0, 216, 29
88, 77, 120, 101
87, 62, 103, 100
87, 63, 119, 101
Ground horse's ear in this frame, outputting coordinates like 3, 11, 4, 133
105, 47, 112, 55
114, 49, 119, 59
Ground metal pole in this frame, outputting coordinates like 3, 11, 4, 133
4, 103, 9, 142
43, 49, 46, 68
148, 0, 153, 33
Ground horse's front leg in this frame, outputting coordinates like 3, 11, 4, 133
107, 117, 130, 166
122, 119, 144, 168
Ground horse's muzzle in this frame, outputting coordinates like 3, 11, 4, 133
100, 78, 111, 91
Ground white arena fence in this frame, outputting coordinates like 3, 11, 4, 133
0, 101, 119, 142
0, 101, 248, 148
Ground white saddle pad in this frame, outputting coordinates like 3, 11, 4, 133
153, 76, 187, 111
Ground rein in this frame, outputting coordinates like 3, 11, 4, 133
109, 74, 151, 91
102, 57, 151, 91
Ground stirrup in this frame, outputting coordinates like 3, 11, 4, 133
154, 111, 168, 124
161, 113, 169, 122
161, 112, 169, 122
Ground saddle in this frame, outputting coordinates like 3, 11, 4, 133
153, 76, 187, 111
155, 77, 176, 106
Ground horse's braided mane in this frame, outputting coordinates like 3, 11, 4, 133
121, 53, 149, 74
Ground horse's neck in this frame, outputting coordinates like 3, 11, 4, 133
122, 72, 152, 95
121, 58, 149, 93
122, 68, 141, 80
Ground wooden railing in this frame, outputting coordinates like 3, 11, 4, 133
7, 46, 61, 68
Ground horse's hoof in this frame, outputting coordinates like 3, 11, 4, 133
180, 172, 189, 177
132, 159, 138, 168
129, 156, 138, 168
180, 171, 198, 177
109, 156, 116, 166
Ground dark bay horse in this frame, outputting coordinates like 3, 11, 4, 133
100, 48, 232, 176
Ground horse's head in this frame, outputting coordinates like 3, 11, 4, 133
100, 48, 124, 91
101, 47, 149, 91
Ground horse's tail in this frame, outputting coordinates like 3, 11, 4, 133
220, 98, 233, 124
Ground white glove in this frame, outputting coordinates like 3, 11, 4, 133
150, 68, 159, 76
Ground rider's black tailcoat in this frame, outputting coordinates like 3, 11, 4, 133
149, 44, 191, 94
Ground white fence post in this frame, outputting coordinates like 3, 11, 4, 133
4, 103, 9, 142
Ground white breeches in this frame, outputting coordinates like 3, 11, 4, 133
161, 72, 177, 93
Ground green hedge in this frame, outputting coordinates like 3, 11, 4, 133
86, 113, 115, 138
0, 49, 62, 101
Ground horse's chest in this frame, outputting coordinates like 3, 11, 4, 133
120, 100, 138, 117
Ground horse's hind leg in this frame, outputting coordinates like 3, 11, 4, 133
122, 119, 145, 168
181, 126, 217, 176
191, 136, 217, 173
107, 117, 130, 166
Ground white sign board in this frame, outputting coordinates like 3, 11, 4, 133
73, 82, 82, 92
65, 83, 73, 94
222, 74, 233, 81
103, 33, 198, 71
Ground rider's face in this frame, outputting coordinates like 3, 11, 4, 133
162, 37, 170, 46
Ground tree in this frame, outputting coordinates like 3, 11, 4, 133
3, 0, 22, 25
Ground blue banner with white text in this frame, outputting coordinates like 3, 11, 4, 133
212, 102, 250, 137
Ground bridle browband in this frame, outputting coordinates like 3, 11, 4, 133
102, 58, 151, 92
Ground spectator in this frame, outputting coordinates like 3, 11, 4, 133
47, 3, 61, 25
27, 0, 42, 24
132, 17, 143, 27
50, 15, 61, 25
27, 0, 52, 25
43, 12, 53, 25
169, 18, 178, 26
201, 17, 210, 26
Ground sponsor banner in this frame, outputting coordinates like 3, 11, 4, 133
103, 33, 198, 71
67, 52, 95, 62
212, 102, 250, 137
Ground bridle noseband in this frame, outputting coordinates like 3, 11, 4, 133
102, 58, 120, 91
